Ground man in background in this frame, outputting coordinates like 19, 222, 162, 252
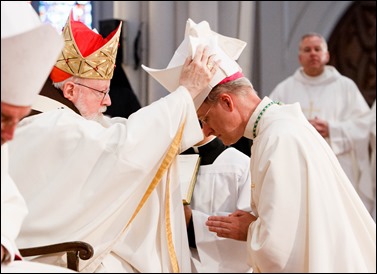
181, 133, 253, 273
269, 32, 373, 213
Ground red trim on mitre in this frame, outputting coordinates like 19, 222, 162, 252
218, 71, 244, 85
50, 67, 72, 82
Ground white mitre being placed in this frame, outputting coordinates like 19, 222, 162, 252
1, 1, 63, 106
142, 18, 247, 109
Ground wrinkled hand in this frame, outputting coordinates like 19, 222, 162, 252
206, 210, 257, 241
179, 45, 218, 99
309, 117, 329, 138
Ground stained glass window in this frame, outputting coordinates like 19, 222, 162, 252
37, 1, 92, 32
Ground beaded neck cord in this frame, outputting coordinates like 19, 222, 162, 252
253, 101, 282, 138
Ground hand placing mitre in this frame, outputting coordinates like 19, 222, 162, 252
179, 45, 218, 100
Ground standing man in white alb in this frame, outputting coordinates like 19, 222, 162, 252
1, 1, 73, 273
182, 133, 253, 273
269, 32, 373, 213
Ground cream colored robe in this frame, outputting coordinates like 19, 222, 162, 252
1, 144, 28, 263
8, 87, 202, 272
243, 97, 376, 272
2, 260, 76, 273
270, 66, 373, 212
1, 145, 74, 273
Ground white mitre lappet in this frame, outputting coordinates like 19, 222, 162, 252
1, 1, 63, 106
142, 18, 247, 109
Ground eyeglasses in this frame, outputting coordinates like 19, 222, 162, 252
75, 82, 110, 102
198, 104, 214, 127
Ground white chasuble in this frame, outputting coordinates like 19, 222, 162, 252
245, 97, 376, 273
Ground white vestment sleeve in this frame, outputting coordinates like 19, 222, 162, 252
7, 87, 202, 272
1, 144, 28, 262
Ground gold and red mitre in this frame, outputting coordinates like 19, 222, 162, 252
50, 11, 122, 82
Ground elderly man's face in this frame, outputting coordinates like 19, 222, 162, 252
69, 79, 111, 121
1, 102, 31, 145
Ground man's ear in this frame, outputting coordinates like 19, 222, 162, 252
62, 81, 76, 101
219, 93, 234, 112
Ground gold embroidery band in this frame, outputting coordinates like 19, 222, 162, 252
124, 120, 185, 272
82, 120, 185, 272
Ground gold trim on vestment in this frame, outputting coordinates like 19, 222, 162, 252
124, 121, 185, 272
81, 120, 185, 272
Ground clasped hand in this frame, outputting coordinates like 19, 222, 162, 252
206, 210, 257, 241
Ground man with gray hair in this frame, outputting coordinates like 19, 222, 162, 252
202, 71, 375, 271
